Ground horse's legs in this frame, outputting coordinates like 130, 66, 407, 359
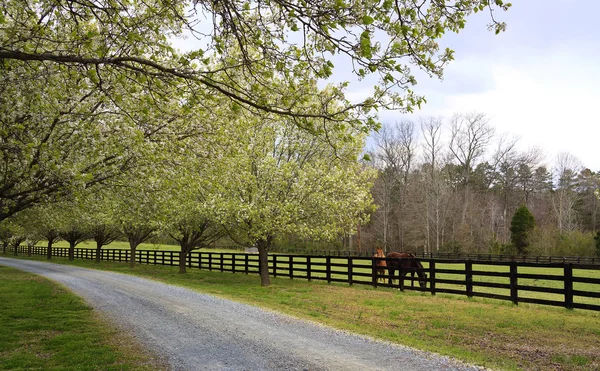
387, 268, 395, 286
400, 272, 405, 291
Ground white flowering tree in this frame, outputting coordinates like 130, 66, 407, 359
160, 155, 225, 274
110, 169, 180, 268
201, 110, 375, 286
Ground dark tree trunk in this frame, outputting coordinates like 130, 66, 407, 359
69, 241, 76, 261
12, 239, 21, 256
61, 230, 87, 261
179, 249, 187, 274
91, 225, 119, 263
123, 226, 155, 268
178, 245, 194, 274
257, 238, 271, 287
129, 244, 138, 268
46, 241, 53, 260
45, 231, 61, 260
95, 240, 102, 263
128, 238, 143, 268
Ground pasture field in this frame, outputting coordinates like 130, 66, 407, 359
4, 254, 600, 371
270, 256, 600, 308
0, 266, 166, 371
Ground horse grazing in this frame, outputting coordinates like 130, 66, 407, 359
385, 252, 428, 289
372, 247, 387, 283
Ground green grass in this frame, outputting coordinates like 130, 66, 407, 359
0, 266, 166, 371
5, 254, 600, 371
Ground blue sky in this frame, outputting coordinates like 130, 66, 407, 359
364, 0, 600, 171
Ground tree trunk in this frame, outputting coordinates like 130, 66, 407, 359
129, 239, 141, 268
178, 248, 189, 274
95, 241, 102, 263
46, 241, 53, 260
257, 239, 271, 286
69, 241, 76, 261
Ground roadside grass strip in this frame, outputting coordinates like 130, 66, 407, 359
0, 266, 165, 371
6, 255, 600, 371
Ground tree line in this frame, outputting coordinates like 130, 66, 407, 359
358, 114, 600, 257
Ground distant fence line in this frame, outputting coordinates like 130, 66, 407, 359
5, 245, 600, 312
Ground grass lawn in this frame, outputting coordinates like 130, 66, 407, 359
0, 265, 167, 371
4, 254, 600, 371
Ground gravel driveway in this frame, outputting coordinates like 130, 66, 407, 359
0, 258, 487, 371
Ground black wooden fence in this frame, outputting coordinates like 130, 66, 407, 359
6, 246, 600, 312
271, 247, 600, 264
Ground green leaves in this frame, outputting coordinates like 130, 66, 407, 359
362, 15, 374, 26
359, 30, 372, 58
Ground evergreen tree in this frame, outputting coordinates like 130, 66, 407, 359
510, 205, 536, 255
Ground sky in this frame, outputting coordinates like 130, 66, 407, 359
359, 0, 600, 171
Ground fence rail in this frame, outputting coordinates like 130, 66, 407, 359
6, 245, 600, 312
270, 247, 600, 264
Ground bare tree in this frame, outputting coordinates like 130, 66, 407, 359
449, 113, 495, 226
373, 121, 416, 250
420, 116, 446, 252
552, 153, 582, 233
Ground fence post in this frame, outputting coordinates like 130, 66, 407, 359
208, 253, 212, 271
429, 261, 436, 295
465, 260, 473, 298
307, 257, 312, 281
272, 255, 277, 277
510, 261, 518, 305
371, 257, 378, 288
220, 253, 224, 273
398, 266, 404, 291
348, 257, 353, 286
244, 254, 249, 274
326, 256, 331, 284
289, 256, 294, 279
564, 263, 574, 310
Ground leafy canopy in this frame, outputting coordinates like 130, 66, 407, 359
0, 0, 511, 127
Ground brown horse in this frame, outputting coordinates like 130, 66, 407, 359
385, 252, 428, 289
372, 247, 387, 283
